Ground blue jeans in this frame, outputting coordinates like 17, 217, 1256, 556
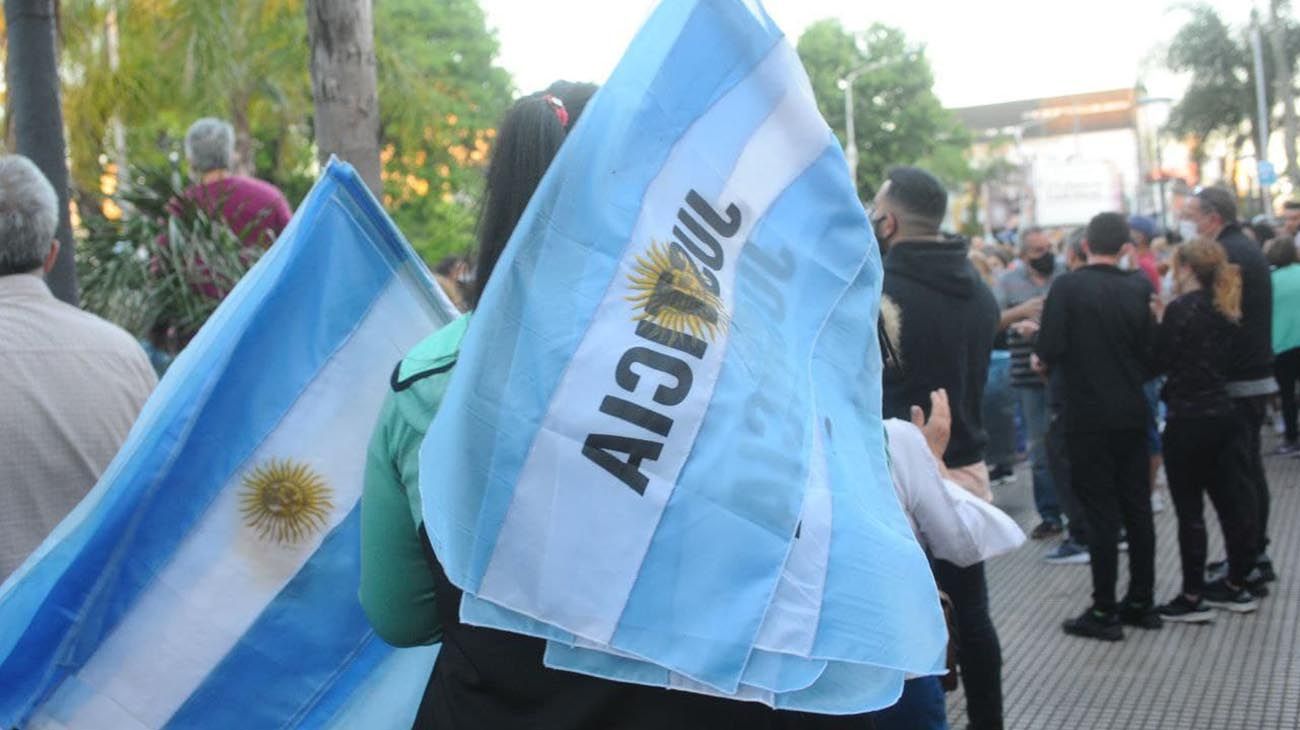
1018, 385, 1059, 524
872, 676, 949, 730
982, 352, 1016, 468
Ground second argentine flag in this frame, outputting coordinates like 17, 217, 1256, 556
421, 0, 947, 713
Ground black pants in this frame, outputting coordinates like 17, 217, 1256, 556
934, 560, 1002, 730
1277, 349, 1300, 444
1067, 428, 1155, 611
1232, 396, 1271, 558
1163, 415, 1258, 594
1047, 407, 1087, 543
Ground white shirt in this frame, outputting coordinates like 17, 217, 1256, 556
884, 419, 1025, 567
0, 274, 157, 579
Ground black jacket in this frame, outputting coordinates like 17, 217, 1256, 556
1035, 265, 1155, 434
1217, 223, 1275, 387
882, 237, 1000, 468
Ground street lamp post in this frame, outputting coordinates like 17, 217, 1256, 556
1250, 15, 1272, 214
840, 76, 859, 186
838, 59, 896, 193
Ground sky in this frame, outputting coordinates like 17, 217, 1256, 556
480, 0, 1257, 109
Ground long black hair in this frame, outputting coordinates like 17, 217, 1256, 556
470, 81, 598, 308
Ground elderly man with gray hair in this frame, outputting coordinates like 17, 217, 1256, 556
175, 117, 292, 254
0, 155, 157, 580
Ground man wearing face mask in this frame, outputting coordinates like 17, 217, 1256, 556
1180, 188, 1278, 592
876, 165, 1004, 730
877, 166, 1001, 501
994, 227, 1065, 543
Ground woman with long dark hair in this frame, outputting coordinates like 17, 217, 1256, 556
1155, 238, 1261, 622
358, 84, 876, 729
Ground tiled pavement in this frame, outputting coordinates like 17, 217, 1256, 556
945, 433, 1300, 730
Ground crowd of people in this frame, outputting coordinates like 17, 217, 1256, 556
977, 190, 1285, 622
874, 169, 1297, 727
0, 82, 1292, 730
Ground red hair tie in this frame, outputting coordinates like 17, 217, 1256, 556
543, 94, 570, 129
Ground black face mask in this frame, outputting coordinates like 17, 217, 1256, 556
1029, 252, 1055, 276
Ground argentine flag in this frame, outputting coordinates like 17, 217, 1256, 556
0, 161, 455, 729
421, 0, 947, 714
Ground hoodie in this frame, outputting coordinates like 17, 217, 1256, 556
882, 237, 1000, 469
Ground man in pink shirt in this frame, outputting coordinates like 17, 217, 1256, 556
179, 118, 292, 249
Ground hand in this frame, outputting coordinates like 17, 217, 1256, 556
1031, 353, 1047, 376
1011, 319, 1040, 338
910, 389, 952, 465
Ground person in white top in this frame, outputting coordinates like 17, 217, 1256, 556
0, 155, 157, 580
886, 390, 1024, 567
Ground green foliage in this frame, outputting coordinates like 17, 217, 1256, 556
77, 163, 260, 348
1165, 3, 1298, 161
54, 0, 512, 268
59, 0, 314, 196
374, 0, 513, 264
796, 19, 971, 198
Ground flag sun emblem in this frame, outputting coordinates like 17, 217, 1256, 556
627, 241, 726, 342
239, 459, 334, 544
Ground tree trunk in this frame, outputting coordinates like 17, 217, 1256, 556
1270, 0, 1299, 187
306, 0, 382, 196
4, 0, 77, 304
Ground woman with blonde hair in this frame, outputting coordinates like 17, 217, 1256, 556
1154, 238, 1261, 622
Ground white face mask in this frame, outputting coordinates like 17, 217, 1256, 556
1178, 220, 1199, 241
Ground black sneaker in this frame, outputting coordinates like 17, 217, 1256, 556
1202, 579, 1260, 613
1204, 563, 1271, 597
1118, 601, 1163, 630
1062, 607, 1123, 641
1030, 521, 1064, 540
1256, 558, 1277, 583
1158, 595, 1214, 624
1245, 567, 1271, 598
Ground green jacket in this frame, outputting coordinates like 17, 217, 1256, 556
358, 314, 469, 648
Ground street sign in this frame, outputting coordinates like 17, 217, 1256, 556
1260, 160, 1278, 186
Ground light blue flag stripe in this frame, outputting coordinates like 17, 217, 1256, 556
0, 162, 441, 727
321, 645, 439, 730
740, 144, 944, 673
806, 232, 946, 673
163, 509, 381, 728
425, 0, 786, 592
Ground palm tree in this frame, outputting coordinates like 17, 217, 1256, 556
4, 0, 78, 303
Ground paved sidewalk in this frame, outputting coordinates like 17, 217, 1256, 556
946, 433, 1300, 730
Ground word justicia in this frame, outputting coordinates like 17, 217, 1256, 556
582, 189, 742, 495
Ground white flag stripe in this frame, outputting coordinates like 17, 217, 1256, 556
33, 281, 424, 729
477, 44, 833, 650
